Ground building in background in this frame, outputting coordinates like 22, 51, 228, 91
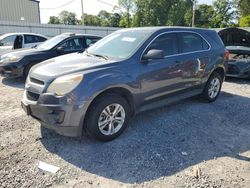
0, 0, 40, 23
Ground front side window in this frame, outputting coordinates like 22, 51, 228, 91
180, 33, 209, 53
37, 35, 67, 50
0, 35, 17, 46
58, 38, 83, 51
145, 33, 179, 57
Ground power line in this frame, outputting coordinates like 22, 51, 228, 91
40, 0, 76, 10
97, 0, 114, 7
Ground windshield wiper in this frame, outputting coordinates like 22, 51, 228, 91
85, 50, 109, 60
92, 53, 109, 60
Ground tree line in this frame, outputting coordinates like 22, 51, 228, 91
48, 0, 250, 28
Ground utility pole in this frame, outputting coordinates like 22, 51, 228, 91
192, 0, 196, 27
81, 0, 84, 25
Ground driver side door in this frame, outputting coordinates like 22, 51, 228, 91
139, 33, 185, 103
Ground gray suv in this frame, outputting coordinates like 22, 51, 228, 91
21, 27, 228, 141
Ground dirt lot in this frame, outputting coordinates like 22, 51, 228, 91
0, 77, 250, 188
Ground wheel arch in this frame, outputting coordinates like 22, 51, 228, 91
212, 66, 225, 80
82, 87, 136, 134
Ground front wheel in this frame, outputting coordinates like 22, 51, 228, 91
85, 94, 131, 141
202, 72, 222, 102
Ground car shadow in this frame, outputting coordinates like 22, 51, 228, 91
1, 77, 25, 89
40, 91, 250, 184
225, 77, 250, 84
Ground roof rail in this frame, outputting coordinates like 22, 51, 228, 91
61, 33, 75, 36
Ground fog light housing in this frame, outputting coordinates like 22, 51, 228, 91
48, 110, 65, 124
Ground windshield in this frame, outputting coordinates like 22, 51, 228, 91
86, 30, 152, 60
37, 35, 66, 50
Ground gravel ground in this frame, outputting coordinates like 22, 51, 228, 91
0, 76, 250, 188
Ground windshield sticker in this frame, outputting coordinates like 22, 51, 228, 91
121, 37, 136, 42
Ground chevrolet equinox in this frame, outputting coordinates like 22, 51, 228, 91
21, 27, 228, 141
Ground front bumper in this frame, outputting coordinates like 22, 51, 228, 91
0, 62, 23, 78
226, 61, 250, 78
21, 90, 88, 137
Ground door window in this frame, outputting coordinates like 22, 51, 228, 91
180, 33, 209, 53
24, 35, 47, 44
58, 38, 83, 51
0, 35, 17, 46
85, 38, 100, 48
145, 33, 179, 57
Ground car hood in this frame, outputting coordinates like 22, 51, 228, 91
227, 46, 250, 55
30, 53, 116, 81
1, 48, 44, 59
0, 48, 14, 57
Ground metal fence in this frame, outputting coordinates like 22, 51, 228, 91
0, 21, 249, 37
0, 21, 120, 37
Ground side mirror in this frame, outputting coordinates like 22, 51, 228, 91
56, 46, 64, 52
142, 49, 164, 61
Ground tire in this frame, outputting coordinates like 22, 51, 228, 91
202, 72, 223, 102
85, 94, 131, 141
23, 64, 33, 79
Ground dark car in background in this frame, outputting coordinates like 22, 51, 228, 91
0, 33, 101, 78
22, 27, 227, 141
219, 28, 250, 78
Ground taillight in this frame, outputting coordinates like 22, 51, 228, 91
225, 50, 230, 63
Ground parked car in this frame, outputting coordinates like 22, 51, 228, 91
0, 33, 48, 54
0, 33, 101, 78
21, 27, 227, 141
218, 28, 250, 78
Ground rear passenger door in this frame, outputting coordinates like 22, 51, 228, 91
177, 32, 210, 89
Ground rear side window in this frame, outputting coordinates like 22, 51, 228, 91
180, 33, 209, 53
24, 35, 47, 44
146, 33, 178, 56
85, 38, 100, 48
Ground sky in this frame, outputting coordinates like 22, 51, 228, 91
39, 0, 213, 24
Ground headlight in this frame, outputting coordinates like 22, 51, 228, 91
0, 55, 23, 63
47, 74, 83, 96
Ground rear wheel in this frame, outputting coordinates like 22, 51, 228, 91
202, 72, 222, 102
85, 94, 131, 141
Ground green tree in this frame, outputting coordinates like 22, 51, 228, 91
134, 0, 172, 26
168, 0, 193, 26
82, 14, 101, 26
98, 10, 112, 26
118, 0, 136, 27
237, 0, 250, 16
109, 13, 121, 27
212, 0, 236, 28
239, 15, 250, 27
48, 16, 61, 24
59, 11, 79, 25
188, 4, 215, 28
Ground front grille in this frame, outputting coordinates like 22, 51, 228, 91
228, 64, 240, 75
30, 77, 45, 85
26, 91, 40, 101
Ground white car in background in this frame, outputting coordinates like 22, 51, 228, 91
0, 33, 48, 52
